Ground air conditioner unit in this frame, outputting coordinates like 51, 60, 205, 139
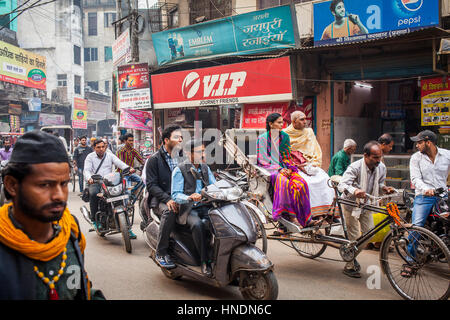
295, 2, 313, 39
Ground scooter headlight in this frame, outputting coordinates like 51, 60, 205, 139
108, 185, 123, 196
222, 187, 243, 201
207, 191, 227, 200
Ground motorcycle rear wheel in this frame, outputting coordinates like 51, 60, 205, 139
118, 212, 132, 253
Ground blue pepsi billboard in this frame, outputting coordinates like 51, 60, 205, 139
313, 0, 440, 46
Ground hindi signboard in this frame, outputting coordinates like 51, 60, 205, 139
152, 5, 296, 66
0, 40, 46, 89
421, 76, 450, 126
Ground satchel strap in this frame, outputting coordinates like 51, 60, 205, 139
94, 154, 107, 175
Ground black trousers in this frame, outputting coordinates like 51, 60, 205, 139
88, 183, 102, 221
156, 202, 177, 256
186, 206, 210, 264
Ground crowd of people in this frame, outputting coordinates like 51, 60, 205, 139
0, 113, 448, 299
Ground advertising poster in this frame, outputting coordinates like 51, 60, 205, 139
39, 113, 65, 126
119, 109, 153, 133
72, 97, 88, 129
118, 63, 149, 91
152, 5, 296, 66
421, 76, 450, 126
152, 56, 292, 109
9, 115, 20, 132
313, 0, 439, 47
0, 40, 47, 89
242, 103, 288, 129
118, 63, 151, 110
112, 28, 131, 67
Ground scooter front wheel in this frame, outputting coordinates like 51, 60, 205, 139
239, 270, 278, 300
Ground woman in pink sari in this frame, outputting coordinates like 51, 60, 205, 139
256, 113, 312, 229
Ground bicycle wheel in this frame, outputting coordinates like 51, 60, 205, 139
290, 226, 329, 259
380, 225, 450, 300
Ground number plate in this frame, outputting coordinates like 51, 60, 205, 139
106, 194, 129, 203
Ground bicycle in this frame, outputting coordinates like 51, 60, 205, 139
126, 177, 145, 227
277, 178, 450, 300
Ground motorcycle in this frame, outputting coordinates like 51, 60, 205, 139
80, 167, 134, 253
143, 168, 278, 300
0, 160, 9, 206
403, 187, 450, 251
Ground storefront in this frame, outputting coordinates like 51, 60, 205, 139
151, 56, 295, 144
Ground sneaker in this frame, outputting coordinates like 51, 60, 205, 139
343, 268, 361, 278
129, 230, 137, 239
201, 262, 212, 277
155, 254, 176, 269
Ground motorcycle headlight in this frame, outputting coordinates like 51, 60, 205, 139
222, 187, 243, 201
108, 185, 123, 196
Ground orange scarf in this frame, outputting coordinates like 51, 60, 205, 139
0, 203, 86, 262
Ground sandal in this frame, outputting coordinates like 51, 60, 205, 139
272, 228, 287, 236
400, 264, 414, 278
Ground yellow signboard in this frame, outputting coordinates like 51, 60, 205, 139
421, 77, 450, 126
0, 40, 46, 90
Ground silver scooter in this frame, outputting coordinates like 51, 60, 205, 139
143, 170, 278, 300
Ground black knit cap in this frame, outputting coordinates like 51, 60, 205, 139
10, 130, 69, 164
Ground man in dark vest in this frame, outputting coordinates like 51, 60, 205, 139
145, 125, 183, 269
0, 131, 104, 300
171, 139, 216, 277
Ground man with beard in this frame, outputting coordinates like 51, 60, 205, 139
0, 139, 13, 161
0, 131, 103, 300
146, 125, 183, 269
403, 131, 450, 277
338, 141, 394, 278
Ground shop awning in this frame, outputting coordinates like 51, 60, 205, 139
294, 27, 450, 53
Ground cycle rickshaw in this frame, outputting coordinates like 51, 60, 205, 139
217, 129, 450, 300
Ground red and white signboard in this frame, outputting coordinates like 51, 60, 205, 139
151, 57, 292, 109
242, 103, 288, 129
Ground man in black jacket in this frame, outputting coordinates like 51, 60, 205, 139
145, 125, 183, 269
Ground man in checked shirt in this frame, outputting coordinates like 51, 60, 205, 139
117, 133, 145, 202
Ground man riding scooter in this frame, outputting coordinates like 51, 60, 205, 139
171, 139, 216, 277
145, 125, 183, 269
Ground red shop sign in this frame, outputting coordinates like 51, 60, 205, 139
151, 56, 292, 109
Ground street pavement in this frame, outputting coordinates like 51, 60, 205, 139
68, 190, 401, 300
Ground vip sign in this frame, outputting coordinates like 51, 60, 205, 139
152, 57, 292, 109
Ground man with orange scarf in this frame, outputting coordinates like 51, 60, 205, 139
0, 131, 104, 300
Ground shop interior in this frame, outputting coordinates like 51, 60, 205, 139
334, 78, 449, 189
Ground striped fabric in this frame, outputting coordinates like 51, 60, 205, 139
117, 146, 144, 167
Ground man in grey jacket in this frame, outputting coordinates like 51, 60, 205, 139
338, 141, 394, 278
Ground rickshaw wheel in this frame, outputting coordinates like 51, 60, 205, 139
290, 226, 329, 259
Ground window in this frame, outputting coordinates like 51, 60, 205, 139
0, 14, 10, 30
104, 46, 112, 62
258, 0, 310, 9
105, 80, 110, 94
168, 9, 179, 29
104, 12, 117, 27
74, 75, 81, 94
87, 81, 99, 91
73, 45, 81, 65
84, 47, 98, 62
88, 12, 97, 36
73, 0, 81, 8
57, 74, 67, 87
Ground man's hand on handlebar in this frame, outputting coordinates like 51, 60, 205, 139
424, 189, 435, 197
88, 178, 94, 185
167, 200, 179, 213
189, 193, 202, 202
129, 167, 136, 174
382, 186, 395, 194
354, 189, 366, 199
